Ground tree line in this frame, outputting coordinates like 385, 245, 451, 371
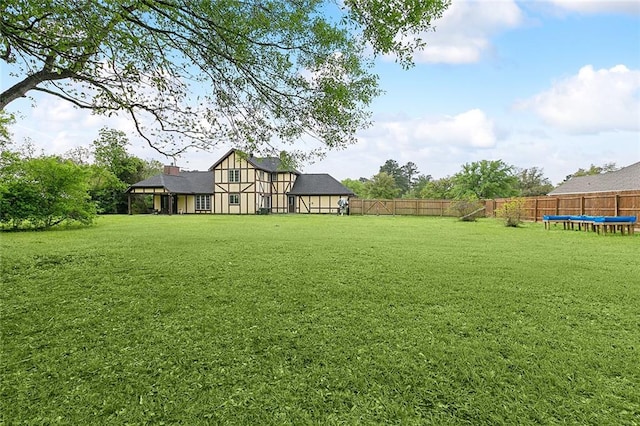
0, 132, 621, 231
342, 159, 618, 200
0, 128, 162, 230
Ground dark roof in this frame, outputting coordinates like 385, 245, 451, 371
548, 162, 640, 195
208, 148, 299, 174
248, 156, 298, 173
127, 171, 214, 194
288, 174, 355, 196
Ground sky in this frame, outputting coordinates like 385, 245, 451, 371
3, 0, 640, 185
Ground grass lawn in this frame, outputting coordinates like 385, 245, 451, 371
1, 215, 639, 424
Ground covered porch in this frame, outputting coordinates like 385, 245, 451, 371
126, 166, 214, 214
127, 188, 204, 215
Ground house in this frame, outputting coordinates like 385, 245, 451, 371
126, 166, 214, 215
548, 161, 640, 196
126, 149, 354, 214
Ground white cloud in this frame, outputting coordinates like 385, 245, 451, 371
371, 109, 497, 148
420, 109, 497, 147
10, 95, 165, 160
519, 64, 640, 134
32, 99, 82, 123
547, 0, 640, 15
305, 124, 640, 184
304, 109, 498, 179
401, 0, 524, 64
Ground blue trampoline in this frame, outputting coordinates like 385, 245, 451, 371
543, 215, 636, 235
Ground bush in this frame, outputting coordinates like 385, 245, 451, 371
497, 198, 526, 227
0, 152, 96, 230
448, 196, 485, 221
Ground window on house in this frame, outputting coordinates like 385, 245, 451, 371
229, 194, 240, 205
228, 169, 240, 182
195, 195, 210, 211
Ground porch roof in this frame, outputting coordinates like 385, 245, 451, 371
288, 174, 354, 196
127, 171, 214, 194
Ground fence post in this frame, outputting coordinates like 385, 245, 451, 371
556, 197, 560, 215
581, 196, 585, 215
615, 194, 619, 217
534, 198, 538, 222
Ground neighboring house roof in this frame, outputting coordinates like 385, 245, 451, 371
548, 162, 640, 195
208, 148, 300, 174
288, 174, 354, 196
127, 171, 214, 194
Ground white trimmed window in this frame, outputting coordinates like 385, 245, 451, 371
229, 194, 240, 205
228, 169, 240, 182
195, 195, 210, 211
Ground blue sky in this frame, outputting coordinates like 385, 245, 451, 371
3, 0, 640, 185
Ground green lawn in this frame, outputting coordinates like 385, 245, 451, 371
1, 215, 639, 424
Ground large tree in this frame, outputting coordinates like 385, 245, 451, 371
365, 172, 400, 199
404, 173, 431, 198
452, 160, 518, 200
515, 167, 554, 196
379, 160, 407, 193
341, 178, 367, 198
402, 161, 420, 190
89, 127, 162, 213
1, 0, 449, 158
420, 176, 454, 199
378, 159, 421, 196
93, 128, 146, 184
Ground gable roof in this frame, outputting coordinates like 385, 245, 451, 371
208, 148, 299, 174
127, 171, 214, 194
548, 162, 640, 195
288, 174, 354, 196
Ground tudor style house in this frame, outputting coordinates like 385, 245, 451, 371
126, 149, 354, 214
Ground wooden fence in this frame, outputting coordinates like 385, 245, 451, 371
349, 191, 640, 221
491, 191, 640, 221
349, 199, 456, 216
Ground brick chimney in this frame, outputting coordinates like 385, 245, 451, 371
163, 165, 180, 176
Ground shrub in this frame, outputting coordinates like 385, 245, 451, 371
448, 196, 485, 221
0, 152, 96, 230
497, 198, 526, 227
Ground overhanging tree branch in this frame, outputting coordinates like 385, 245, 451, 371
1, 65, 74, 107
1, 0, 449, 159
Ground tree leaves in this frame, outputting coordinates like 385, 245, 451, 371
0, 152, 96, 229
452, 160, 519, 200
1, 0, 449, 160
